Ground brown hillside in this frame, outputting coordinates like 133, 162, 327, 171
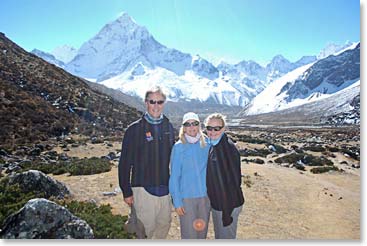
0, 33, 142, 149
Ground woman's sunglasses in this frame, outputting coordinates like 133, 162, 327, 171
183, 121, 200, 127
206, 126, 223, 131
148, 100, 165, 105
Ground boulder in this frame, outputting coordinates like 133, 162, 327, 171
8, 170, 70, 199
0, 198, 94, 239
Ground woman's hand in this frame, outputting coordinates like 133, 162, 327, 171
175, 207, 185, 216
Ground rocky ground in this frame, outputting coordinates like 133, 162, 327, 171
50, 126, 360, 240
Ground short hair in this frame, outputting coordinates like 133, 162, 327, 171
204, 113, 227, 127
144, 86, 167, 101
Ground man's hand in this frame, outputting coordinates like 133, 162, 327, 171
124, 196, 134, 207
175, 207, 185, 216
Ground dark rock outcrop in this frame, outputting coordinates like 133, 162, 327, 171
8, 170, 70, 199
0, 198, 93, 239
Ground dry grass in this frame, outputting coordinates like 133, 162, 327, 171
51, 139, 360, 240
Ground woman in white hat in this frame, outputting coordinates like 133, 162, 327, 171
169, 112, 211, 239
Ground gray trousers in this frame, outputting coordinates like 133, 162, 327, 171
179, 196, 211, 239
212, 205, 243, 239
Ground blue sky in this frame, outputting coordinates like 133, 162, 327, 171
0, 0, 360, 65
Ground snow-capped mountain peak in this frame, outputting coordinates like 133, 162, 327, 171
31, 49, 65, 68
30, 13, 358, 110
242, 42, 360, 115
51, 45, 77, 63
317, 41, 353, 59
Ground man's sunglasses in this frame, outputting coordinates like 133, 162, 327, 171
147, 100, 165, 105
183, 121, 200, 127
206, 126, 223, 131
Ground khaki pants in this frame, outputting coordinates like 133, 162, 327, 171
132, 187, 172, 239
124, 205, 146, 239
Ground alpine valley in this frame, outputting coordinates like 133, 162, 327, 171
0, 12, 360, 240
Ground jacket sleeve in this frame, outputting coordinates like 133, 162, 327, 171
118, 126, 134, 198
168, 144, 183, 208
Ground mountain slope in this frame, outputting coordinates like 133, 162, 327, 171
236, 81, 360, 126
241, 43, 360, 115
0, 32, 141, 149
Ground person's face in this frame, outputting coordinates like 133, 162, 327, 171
145, 92, 165, 118
183, 120, 200, 137
206, 118, 225, 140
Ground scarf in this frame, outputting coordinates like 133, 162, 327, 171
185, 133, 201, 144
209, 132, 224, 146
144, 112, 163, 125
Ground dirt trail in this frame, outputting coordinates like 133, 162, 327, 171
51, 142, 360, 240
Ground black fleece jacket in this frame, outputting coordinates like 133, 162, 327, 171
118, 115, 175, 198
206, 133, 245, 226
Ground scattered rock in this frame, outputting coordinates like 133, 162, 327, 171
102, 191, 117, 197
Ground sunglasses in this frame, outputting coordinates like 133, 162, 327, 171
206, 126, 223, 131
183, 121, 200, 127
147, 100, 165, 105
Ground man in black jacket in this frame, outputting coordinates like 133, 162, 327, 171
118, 86, 175, 239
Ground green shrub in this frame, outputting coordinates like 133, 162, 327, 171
269, 144, 287, 154
303, 145, 326, 152
310, 166, 339, 174
240, 148, 271, 157
59, 200, 135, 239
274, 153, 305, 164
68, 157, 111, 175
303, 155, 333, 166
18, 157, 111, 176
327, 146, 339, 152
19, 161, 58, 174
340, 147, 360, 161
274, 153, 333, 166
0, 177, 42, 227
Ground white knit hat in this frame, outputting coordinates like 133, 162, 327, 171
182, 112, 200, 124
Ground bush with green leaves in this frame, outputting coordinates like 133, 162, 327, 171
59, 200, 135, 239
68, 157, 111, 175
340, 147, 360, 161
274, 153, 305, 164
0, 177, 42, 227
19, 160, 66, 175
269, 144, 287, 154
239, 148, 271, 157
303, 145, 326, 152
310, 166, 339, 174
326, 146, 339, 152
274, 153, 333, 166
19, 157, 111, 176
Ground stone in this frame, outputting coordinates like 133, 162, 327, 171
0, 198, 94, 239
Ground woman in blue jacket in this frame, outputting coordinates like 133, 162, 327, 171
169, 112, 210, 239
